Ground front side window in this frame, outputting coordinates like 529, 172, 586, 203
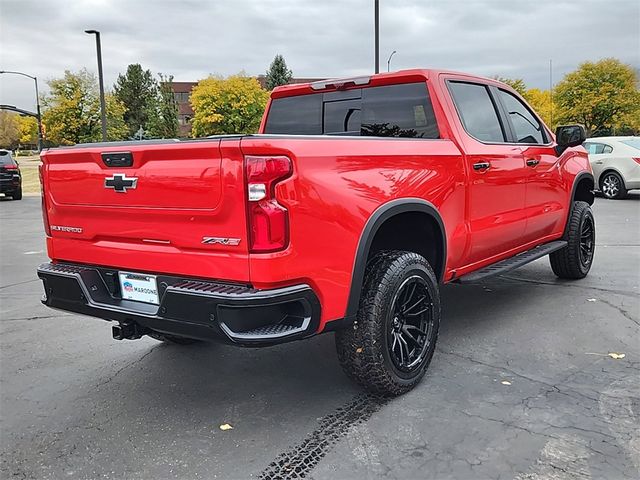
497, 89, 546, 144
448, 82, 505, 143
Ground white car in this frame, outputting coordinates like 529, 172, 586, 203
584, 136, 640, 199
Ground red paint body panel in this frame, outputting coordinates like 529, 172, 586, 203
40, 69, 591, 333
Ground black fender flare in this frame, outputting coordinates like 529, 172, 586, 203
564, 171, 595, 237
344, 198, 447, 320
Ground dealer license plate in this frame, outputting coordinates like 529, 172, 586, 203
118, 272, 159, 305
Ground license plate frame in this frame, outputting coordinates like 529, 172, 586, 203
118, 271, 160, 305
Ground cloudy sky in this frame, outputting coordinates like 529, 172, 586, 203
1, 0, 638, 111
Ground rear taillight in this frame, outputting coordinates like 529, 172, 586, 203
4, 164, 18, 170
39, 163, 51, 236
245, 155, 292, 253
633, 158, 640, 165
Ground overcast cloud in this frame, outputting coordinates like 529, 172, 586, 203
1, 0, 638, 112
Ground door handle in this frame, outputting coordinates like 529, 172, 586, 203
473, 161, 490, 171
526, 158, 540, 167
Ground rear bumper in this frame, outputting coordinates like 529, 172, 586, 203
0, 177, 20, 193
37, 262, 321, 346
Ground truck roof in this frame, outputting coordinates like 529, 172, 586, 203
270, 68, 502, 98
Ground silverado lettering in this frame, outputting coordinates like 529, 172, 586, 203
37, 69, 595, 396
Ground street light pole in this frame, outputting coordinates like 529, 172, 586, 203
85, 29, 107, 141
374, 0, 380, 74
387, 50, 397, 72
0, 70, 44, 151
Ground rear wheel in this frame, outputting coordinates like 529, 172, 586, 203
335, 251, 440, 396
12, 188, 22, 200
600, 171, 626, 199
148, 332, 201, 345
549, 201, 595, 279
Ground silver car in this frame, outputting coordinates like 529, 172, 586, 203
584, 136, 640, 199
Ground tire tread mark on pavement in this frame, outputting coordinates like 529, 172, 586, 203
259, 394, 388, 479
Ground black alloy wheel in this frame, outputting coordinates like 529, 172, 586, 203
387, 275, 434, 372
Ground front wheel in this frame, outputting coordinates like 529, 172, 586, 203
549, 201, 595, 279
335, 251, 441, 396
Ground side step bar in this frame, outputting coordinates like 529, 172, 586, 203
456, 240, 567, 284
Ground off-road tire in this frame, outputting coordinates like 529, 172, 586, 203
549, 201, 595, 279
335, 250, 441, 396
12, 188, 22, 200
148, 332, 201, 345
600, 171, 626, 199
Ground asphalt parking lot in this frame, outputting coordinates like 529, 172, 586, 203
1, 195, 638, 480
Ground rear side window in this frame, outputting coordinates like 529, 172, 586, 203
448, 82, 505, 143
262, 94, 322, 135
584, 142, 612, 154
264, 82, 440, 139
497, 89, 546, 144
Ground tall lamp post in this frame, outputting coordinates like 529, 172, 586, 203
0, 70, 44, 151
374, 0, 380, 73
387, 50, 397, 72
85, 29, 107, 141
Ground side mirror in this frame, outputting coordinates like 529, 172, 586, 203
555, 124, 586, 156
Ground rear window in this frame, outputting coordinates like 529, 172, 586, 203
620, 139, 640, 150
0, 151, 15, 166
264, 82, 440, 139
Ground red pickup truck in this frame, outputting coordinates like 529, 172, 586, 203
38, 69, 595, 396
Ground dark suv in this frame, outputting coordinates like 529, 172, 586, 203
0, 150, 22, 200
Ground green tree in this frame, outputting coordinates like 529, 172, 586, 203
0, 111, 20, 149
493, 76, 528, 96
554, 58, 640, 135
113, 64, 157, 137
41, 69, 127, 145
265, 54, 293, 90
146, 73, 179, 138
190, 74, 269, 137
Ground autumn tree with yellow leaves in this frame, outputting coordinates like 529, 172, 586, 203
189, 74, 269, 137
42, 69, 128, 145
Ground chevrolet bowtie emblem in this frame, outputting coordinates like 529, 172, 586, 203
105, 174, 138, 193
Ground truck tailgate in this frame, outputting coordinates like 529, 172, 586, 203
41, 139, 250, 282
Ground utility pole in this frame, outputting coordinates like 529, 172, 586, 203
374, 0, 380, 74
85, 29, 107, 141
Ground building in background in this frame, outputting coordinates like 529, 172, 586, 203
171, 76, 325, 137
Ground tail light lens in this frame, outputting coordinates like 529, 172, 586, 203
245, 155, 292, 253
4, 164, 18, 170
39, 163, 51, 236
633, 158, 640, 165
